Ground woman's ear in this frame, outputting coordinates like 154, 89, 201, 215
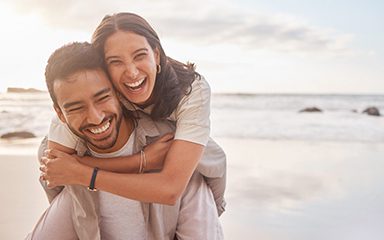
154, 47, 161, 64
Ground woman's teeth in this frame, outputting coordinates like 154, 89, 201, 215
89, 121, 111, 134
125, 78, 145, 90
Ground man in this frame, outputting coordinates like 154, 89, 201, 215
26, 42, 222, 239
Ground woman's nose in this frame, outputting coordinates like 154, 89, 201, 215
125, 63, 139, 79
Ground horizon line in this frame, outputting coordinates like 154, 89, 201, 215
1, 87, 384, 96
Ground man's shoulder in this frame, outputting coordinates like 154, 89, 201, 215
134, 111, 175, 137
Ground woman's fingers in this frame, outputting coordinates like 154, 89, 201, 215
39, 171, 46, 181
39, 164, 47, 173
44, 149, 54, 158
40, 156, 49, 165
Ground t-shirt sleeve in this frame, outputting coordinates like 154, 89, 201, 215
48, 116, 79, 149
174, 76, 211, 146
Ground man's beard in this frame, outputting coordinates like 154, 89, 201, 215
68, 113, 123, 151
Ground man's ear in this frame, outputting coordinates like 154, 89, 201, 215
53, 104, 66, 123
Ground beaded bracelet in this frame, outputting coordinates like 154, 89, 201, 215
139, 150, 147, 174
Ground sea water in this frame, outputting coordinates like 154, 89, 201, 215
1, 92, 384, 142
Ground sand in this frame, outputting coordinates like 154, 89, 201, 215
0, 138, 48, 239
1, 137, 384, 239
216, 138, 384, 240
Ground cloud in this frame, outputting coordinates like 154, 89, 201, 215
8, 0, 354, 55
7, 0, 117, 30
154, 12, 354, 56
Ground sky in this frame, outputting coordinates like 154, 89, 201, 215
0, 0, 383, 94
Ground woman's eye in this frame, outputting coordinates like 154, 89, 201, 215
108, 60, 121, 65
135, 53, 146, 60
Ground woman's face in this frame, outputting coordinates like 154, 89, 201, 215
103, 31, 159, 105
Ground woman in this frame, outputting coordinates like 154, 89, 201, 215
42, 12, 226, 215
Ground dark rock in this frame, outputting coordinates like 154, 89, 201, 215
1, 131, 36, 139
299, 107, 322, 113
6, 87, 45, 93
362, 107, 380, 116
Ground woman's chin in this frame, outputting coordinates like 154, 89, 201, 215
122, 84, 153, 106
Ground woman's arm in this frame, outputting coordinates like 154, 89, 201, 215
47, 140, 143, 173
46, 133, 172, 174
78, 155, 142, 173
43, 140, 203, 205
47, 115, 171, 174
94, 140, 204, 204
78, 133, 173, 173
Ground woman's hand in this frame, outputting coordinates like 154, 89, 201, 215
144, 132, 174, 171
40, 149, 91, 188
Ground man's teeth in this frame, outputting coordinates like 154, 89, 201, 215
125, 78, 145, 88
89, 121, 111, 134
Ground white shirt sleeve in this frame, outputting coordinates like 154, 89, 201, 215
48, 116, 79, 149
173, 75, 211, 146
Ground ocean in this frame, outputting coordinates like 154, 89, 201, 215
1, 92, 383, 142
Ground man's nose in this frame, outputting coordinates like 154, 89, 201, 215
87, 105, 105, 125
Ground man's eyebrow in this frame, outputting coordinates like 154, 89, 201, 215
94, 87, 112, 98
63, 101, 83, 110
62, 88, 111, 109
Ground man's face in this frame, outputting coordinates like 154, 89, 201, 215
53, 69, 123, 152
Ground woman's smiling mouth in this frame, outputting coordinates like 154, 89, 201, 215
124, 77, 146, 91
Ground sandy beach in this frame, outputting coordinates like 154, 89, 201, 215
1, 137, 384, 239
218, 138, 384, 240
0, 138, 48, 239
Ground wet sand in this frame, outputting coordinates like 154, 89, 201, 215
1, 138, 384, 239
217, 138, 384, 240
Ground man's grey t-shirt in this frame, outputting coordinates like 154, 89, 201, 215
89, 131, 145, 240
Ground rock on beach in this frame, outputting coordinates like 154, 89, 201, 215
299, 107, 323, 113
1, 131, 36, 139
362, 107, 380, 116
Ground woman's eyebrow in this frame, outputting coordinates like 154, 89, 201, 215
105, 48, 148, 61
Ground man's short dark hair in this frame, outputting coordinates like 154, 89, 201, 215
45, 42, 104, 106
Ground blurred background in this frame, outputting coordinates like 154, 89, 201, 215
0, 0, 383, 239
